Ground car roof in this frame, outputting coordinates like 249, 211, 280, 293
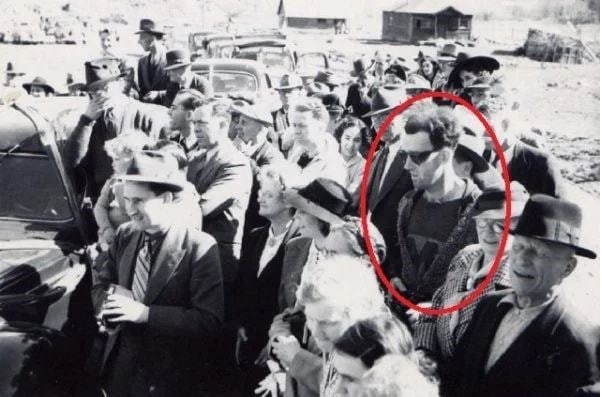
235, 39, 288, 49
192, 59, 268, 74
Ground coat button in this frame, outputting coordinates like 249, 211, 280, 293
149, 385, 155, 393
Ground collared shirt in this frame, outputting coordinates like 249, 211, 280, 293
486, 293, 556, 372
258, 221, 292, 276
143, 228, 168, 265
344, 153, 365, 192
492, 137, 516, 171
380, 139, 403, 190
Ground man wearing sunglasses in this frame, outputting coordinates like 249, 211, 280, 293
393, 103, 481, 318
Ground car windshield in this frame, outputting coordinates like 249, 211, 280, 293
259, 50, 293, 71
297, 53, 327, 71
196, 71, 257, 94
0, 154, 71, 221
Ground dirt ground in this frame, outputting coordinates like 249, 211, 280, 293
0, 36, 599, 320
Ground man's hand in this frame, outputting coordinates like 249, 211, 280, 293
235, 326, 249, 366
268, 312, 292, 340
101, 294, 149, 324
415, 349, 439, 381
84, 96, 107, 120
406, 302, 432, 326
271, 335, 301, 368
143, 90, 160, 102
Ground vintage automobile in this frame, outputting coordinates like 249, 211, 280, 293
188, 31, 216, 61
192, 58, 281, 110
233, 38, 296, 82
0, 97, 102, 396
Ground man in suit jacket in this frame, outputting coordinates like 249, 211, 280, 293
135, 19, 170, 102
158, 48, 212, 107
91, 152, 224, 397
186, 99, 253, 317
65, 58, 170, 201
233, 101, 285, 236
352, 85, 413, 280
447, 195, 599, 397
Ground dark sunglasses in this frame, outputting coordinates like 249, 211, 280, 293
403, 150, 438, 165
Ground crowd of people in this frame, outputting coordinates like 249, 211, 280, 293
4, 16, 599, 397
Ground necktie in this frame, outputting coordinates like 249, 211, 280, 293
368, 145, 389, 206
132, 235, 152, 302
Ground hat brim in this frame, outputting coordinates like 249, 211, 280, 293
284, 189, 344, 225
472, 204, 525, 220
164, 62, 192, 71
23, 83, 55, 94
456, 145, 489, 173
68, 82, 86, 90
84, 73, 126, 91
508, 231, 597, 259
118, 174, 185, 192
448, 56, 500, 89
135, 29, 165, 35
237, 110, 272, 127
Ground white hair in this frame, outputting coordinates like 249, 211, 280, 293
296, 255, 386, 319
360, 354, 439, 397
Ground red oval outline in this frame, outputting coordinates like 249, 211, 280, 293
359, 91, 512, 316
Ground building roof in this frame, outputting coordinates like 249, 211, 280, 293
388, 0, 475, 15
277, 0, 350, 19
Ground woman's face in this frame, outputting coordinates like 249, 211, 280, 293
339, 126, 362, 159
257, 180, 287, 219
304, 300, 349, 353
332, 351, 369, 396
476, 216, 517, 256
295, 209, 323, 239
459, 70, 478, 88
421, 60, 434, 76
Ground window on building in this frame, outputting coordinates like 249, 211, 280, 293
414, 17, 433, 29
459, 17, 470, 29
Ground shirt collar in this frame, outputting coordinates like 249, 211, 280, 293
498, 291, 557, 311
344, 153, 363, 167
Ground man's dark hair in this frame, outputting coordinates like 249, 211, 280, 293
405, 103, 462, 150
175, 89, 205, 111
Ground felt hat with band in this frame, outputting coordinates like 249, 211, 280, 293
364, 84, 407, 117
456, 133, 489, 174
135, 18, 164, 36
118, 150, 186, 192
84, 58, 126, 91
275, 73, 304, 91
164, 49, 192, 71
23, 76, 55, 94
472, 181, 529, 219
284, 178, 351, 225
510, 194, 596, 259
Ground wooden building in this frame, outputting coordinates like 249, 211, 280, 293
277, 0, 349, 31
382, 0, 473, 43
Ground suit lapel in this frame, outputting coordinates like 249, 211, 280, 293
377, 151, 407, 204
118, 231, 143, 288
139, 55, 152, 93
144, 226, 186, 304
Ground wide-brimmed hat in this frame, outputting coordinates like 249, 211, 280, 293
84, 58, 126, 91
306, 81, 330, 96
314, 70, 341, 88
134, 18, 164, 36
473, 181, 529, 220
364, 84, 407, 117
448, 55, 500, 89
384, 64, 407, 83
316, 92, 344, 115
510, 195, 596, 259
164, 49, 192, 71
284, 178, 351, 225
438, 43, 461, 62
275, 73, 304, 91
350, 56, 374, 77
456, 133, 489, 173
6, 62, 24, 76
405, 74, 432, 94
236, 102, 273, 126
23, 76, 55, 94
118, 150, 186, 192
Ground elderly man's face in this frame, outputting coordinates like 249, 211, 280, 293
509, 235, 577, 304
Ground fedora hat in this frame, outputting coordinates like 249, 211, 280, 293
384, 64, 407, 83
438, 43, 461, 62
284, 178, 351, 225
84, 58, 126, 91
6, 62, 24, 77
236, 102, 273, 127
275, 73, 303, 91
164, 49, 192, 71
306, 81, 330, 96
316, 92, 344, 114
510, 195, 596, 259
350, 56, 374, 77
314, 70, 341, 88
23, 76, 55, 94
455, 133, 489, 173
448, 55, 500, 89
473, 181, 529, 219
135, 18, 164, 36
118, 150, 186, 192
364, 84, 407, 117
405, 74, 432, 94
